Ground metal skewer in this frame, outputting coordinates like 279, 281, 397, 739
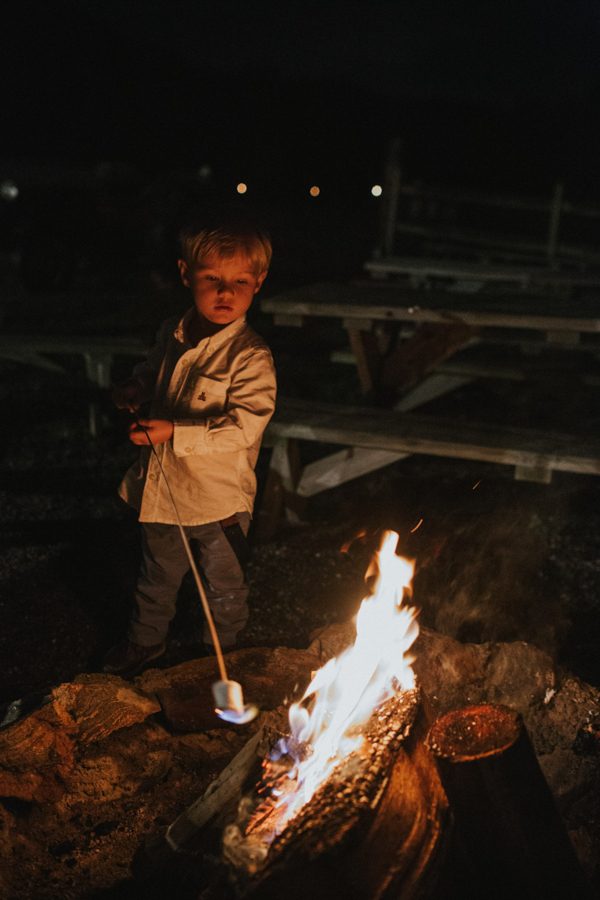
133, 416, 258, 725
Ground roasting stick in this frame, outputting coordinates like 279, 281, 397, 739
133, 415, 258, 724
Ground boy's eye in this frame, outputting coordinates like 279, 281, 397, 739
236, 279, 248, 285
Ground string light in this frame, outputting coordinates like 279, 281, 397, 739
0, 180, 19, 200
228, 180, 387, 198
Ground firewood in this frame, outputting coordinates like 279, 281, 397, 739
219, 692, 449, 900
426, 704, 593, 899
132, 721, 272, 881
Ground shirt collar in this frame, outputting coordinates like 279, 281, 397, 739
174, 309, 247, 351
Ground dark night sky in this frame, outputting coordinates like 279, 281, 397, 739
3, 0, 600, 196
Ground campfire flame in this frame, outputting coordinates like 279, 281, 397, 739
224, 530, 419, 869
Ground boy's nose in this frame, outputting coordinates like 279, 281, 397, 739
217, 280, 234, 295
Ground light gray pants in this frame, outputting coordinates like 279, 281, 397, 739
129, 513, 251, 649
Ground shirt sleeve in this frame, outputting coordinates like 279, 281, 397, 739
171, 348, 276, 456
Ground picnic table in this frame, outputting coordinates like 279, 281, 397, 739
255, 279, 600, 538
0, 334, 148, 386
261, 279, 600, 398
0, 333, 147, 435
363, 255, 600, 293
2, 290, 599, 538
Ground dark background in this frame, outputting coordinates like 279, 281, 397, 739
3, 0, 600, 237
3, 0, 600, 184
1, 0, 599, 304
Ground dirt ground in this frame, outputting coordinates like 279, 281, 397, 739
1, 283, 600, 898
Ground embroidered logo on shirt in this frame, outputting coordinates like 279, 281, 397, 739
198, 391, 206, 401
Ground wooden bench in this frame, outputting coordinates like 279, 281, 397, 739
0, 334, 147, 434
261, 280, 600, 402
330, 346, 600, 412
0, 334, 147, 385
255, 398, 600, 539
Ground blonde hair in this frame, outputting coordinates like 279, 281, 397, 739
179, 219, 272, 275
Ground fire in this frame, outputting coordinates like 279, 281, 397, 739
224, 530, 419, 868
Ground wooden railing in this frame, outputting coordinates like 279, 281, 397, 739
376, 139, 600, 267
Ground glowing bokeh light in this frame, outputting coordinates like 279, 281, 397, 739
309, 185, 320, 197
371, 184, 383, 197
0, 180, 19, 201
236, 182, 248, 194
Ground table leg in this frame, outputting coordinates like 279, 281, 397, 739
381, 322, 476, 394
255, 439, 306, 541
346, 327, 382, 395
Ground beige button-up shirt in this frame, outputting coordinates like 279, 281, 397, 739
119, 310, 276, 525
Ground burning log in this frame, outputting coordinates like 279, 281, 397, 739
135, 697, 449, 900
219, 692, 449, 900
225, 690, 418, 869
426, 704, 593, 899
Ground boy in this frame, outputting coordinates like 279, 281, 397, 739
103, 217, 276, 676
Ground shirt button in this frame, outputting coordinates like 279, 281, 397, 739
185, 446, 192, 454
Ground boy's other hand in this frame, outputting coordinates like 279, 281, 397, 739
113, 378, 144, 411
129, 418, 174, 446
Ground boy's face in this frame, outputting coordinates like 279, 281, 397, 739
178, 252, 266, 328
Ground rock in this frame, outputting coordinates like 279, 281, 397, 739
174, 730, 243, 768
528, 675, 600, 753
54, 675, 161, 743
539, 747, 600, 812
412, 627, 491, 713
0, 700, 76, 802
59, 721, 174, 806
409, 629, 558, 719
136, 646, 320, 733
484, 641, 556, 710
0, 675, 161, 802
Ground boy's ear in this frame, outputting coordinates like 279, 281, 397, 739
177, 259, 190, 287
254, 270, 268, 293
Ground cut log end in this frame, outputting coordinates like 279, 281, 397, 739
426, 703, 520, 761
426, 703, 594, 899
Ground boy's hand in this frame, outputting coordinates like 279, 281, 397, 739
129, 418, 174, 446
112, 378, 144, 411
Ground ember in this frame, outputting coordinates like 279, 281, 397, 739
224, 530, 419, 873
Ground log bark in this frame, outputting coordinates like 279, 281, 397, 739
426, 704, 593, 899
